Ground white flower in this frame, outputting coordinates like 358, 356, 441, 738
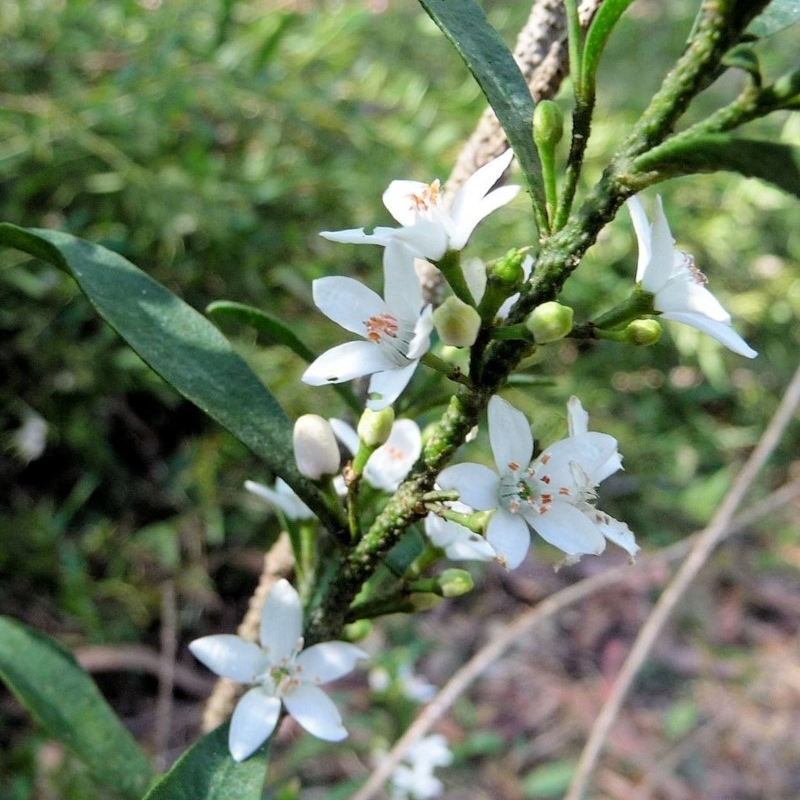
321, 149, 519, 257
302, 245, 433, 410
369, 663, 437, 703
244, 478, 314, 520
389, 734, 453, 800
330, 417, 422, 492
189, 579, 367, 761
438, 396, 633, 569
425, 500, 497, 562
628, 195, 757, 358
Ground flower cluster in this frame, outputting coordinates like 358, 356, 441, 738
302, 151, 520, 409
438, 396, 638, 569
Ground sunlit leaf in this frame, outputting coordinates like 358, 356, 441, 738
416, 0, 546, 226
143, 723, 268, 800
581, 0, 636, 93
0, 616, 154, 800
748, 0, 800, 37
0, 224, 346, 532
634, 135, 800, 199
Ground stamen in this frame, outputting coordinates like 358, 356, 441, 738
682, 252, 708, 285
365, 312, 400, 342
408, 180, 441, 212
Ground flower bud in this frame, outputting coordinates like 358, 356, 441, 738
293, 414, 340, 480
408, 592, 442, 612
437, 568, 475, 598
357, 407, 395, 449
343, 619, 373, 642
524, 301, 573, 343
533, 100, 564, 150
623, 318, 662, 346
433, 296, 482, 347
478, 249, 527, 321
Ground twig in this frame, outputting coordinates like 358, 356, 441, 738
564, 361, 800, 800
349, 476, 800, 800
154, 579, 178, 771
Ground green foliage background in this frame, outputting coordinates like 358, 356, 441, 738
1, 0, 798, 796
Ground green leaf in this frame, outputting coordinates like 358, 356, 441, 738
0, 224, 346, 532
748, 0, 800, 37
581, 0, 636, 94
416, 0, 547, 228
207, 300, 361, 413
633, 135, 800, 199
143, 723, 268, 800
0, 616, 154, 800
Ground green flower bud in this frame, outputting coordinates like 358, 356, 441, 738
624, 318, 663, 346
433, 296, 482, 347
293, 414, 340, 480
438, 568, 475, 598
487, 248, 526, 290
533, 99, 564, 149
524, 301, 574, 343
343, 619, 372, 642
357, 407, 395, 448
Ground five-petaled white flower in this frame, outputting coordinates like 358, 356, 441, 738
389, 733, 453, 800
438, 396, 634, 569
321, 149, 519, 259
189, 579, 367, 762
628, 195, 757, 358
302, 244, 433, 410
329, 417, 422, 492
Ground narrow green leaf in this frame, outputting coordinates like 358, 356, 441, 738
748, 0, 800, 37
416, 0, 547, 226
634, 135, 800, 199
143, 723, 268, 800
0, 224, 345, 532
581, 0, 636, 95
0, 616, 154, 800
207, 300, 361, 413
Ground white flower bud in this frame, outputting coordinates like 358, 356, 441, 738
524, 301, 573, 343
293, 414, 340, 480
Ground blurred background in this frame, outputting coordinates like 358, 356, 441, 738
1, 0, 799, 797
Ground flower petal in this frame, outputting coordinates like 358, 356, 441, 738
303, 340, 393, 385
486, 509, 531, 569
312, 276, 385, 336
662, 311, 757, 358
590, 509, 639, 557
383, 180, 433, 226
244, 479, 313, 520
526, 501, 606, 556
284, 683, 348, 741
488, 396, 533, 473
229, 688, 281, 762
364, 419, 422, 491
627, 195, 652, 283
296, 641, 368, 684
449, 149, 515, 236
538, 432, 619, 490
437, 462, 500, 510
259, 579, 302, 662
383, 242, 423, 320
566, 396, 589, 438
450, 184, 520, 250
366, 360, 419, 410
189, 635, 266, 683
320, 226, 399, 247
328, 418, 359, 456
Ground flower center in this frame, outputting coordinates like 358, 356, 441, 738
363, 311, 416, 366
407, 180, 441, 213
498, 454, 572, 517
